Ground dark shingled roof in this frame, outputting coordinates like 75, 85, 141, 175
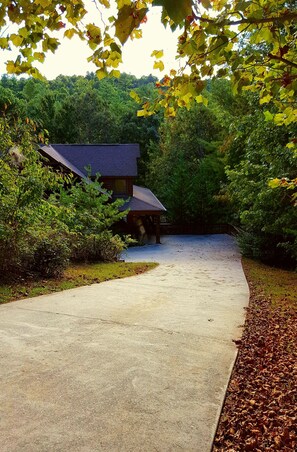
38, 144, 166, 214
40, 144, 140, 177
39, 145, 87, 180
120, 185, 166, 214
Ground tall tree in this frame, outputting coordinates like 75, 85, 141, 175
146, 100, 229, 225
225, 93, 297, 266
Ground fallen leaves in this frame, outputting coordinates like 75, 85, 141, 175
213, 279, 297, 451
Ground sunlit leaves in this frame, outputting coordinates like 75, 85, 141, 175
64, 28, 76, 39
259, 94, 273, 105
136, 109, 147, 117
153, 0, 192, 25
0, 38, 9, 49
131, 29, 142, 39
264, 111, 274, 122
117, 0, 132, 8
153, 60, 164, 71
99, 0, 110, 7
33, 52, 45, 63
195, 95, 208, 107
130, 90, 141, 103
151, 49, 163, 59
86, 24, 102, 50
42, 37, 59, 53
6, 61, 19, 75
1, 0, 296, 124
96, 68, 108, 80
115, 4, 148, 44
35, 0, 52, 7
1, 0, 87, 75
10, 34, 23, 47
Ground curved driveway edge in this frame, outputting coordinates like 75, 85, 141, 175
0, 235, 249, 451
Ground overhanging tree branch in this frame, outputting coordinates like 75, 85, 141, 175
268, 54, 297, 70
194, 12, 297, 27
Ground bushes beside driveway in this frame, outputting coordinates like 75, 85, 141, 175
0, 119, 130, 280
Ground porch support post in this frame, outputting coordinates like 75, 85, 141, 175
155, 215, 161, 244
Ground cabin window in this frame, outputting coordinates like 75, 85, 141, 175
113, 179, 127, 194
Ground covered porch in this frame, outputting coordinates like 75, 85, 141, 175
121, 185, 166, 244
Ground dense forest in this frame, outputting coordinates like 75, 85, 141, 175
0, 72, 296, 270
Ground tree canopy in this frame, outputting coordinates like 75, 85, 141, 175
1, 1, 296, 123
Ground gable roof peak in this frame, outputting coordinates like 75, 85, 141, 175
40, 143, 140, 178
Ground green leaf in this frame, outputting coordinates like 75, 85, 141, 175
195, 95, 208, 106
217, 68, 227, 77
268, 178, 281, 189
10, 34, 23, 46
110, 42, 121, 53
96, 68, 107, 80
0, 38, 9, 49
151, 49, 164, 59
130, 90, 141, 103
117, 0, 131, 8
35, 0, 52, 7
6, 60, 17, 74
86, 24, 102, 43
264, 111, 274, 121
64, 29, 76, 39
153, 60, 164, 71
153, 0, 192, 25
260, 94, 272, 105
42, 37, 59, 53
115, 5, 147, 45
110, 69, 121, 78
201, 0, 211, 9
33, 52, 45, 63
19, 27, 29, 38
28, 67, 45, 80
137, 109, 146, 117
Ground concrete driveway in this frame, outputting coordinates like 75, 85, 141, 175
0, 235, 249, 452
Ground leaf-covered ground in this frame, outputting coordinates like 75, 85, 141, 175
213, 258, 297, 451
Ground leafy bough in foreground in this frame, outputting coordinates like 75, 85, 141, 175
1, 1, 296, 126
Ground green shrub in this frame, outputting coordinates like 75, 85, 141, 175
0, 234, 34, 277
32, 234, 70, 278
0, 239, 18, 276
71, 231, 128, 263
237, 231, 263, 259
94, 233, 127, 262
237, 230, 297, 269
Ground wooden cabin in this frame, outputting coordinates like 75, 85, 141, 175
39, 144, 166, 243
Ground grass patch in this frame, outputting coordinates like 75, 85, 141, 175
242, 257, 297, 311
0, 261, 158, 304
